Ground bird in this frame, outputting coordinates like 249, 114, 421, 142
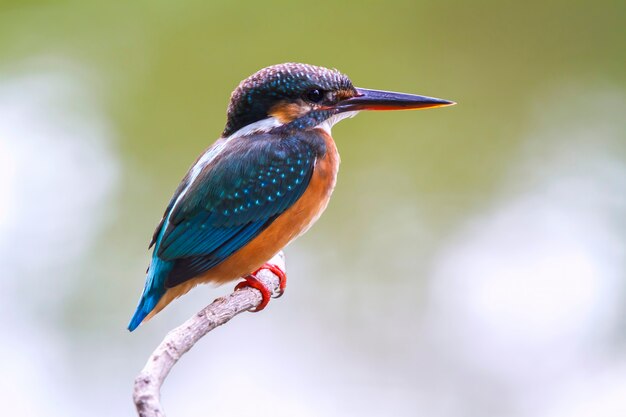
128, 62, 454, 331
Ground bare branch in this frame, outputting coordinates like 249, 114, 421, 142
132, 252, 286, 417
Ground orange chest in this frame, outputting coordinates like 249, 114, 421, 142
268, 131, 340, 241
312, 130, 340, 200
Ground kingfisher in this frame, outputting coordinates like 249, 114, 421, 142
128, 63, 454, 331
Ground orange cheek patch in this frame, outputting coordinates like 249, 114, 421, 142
269, 102, 308, 123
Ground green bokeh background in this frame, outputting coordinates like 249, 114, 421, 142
1, 1, 625, 416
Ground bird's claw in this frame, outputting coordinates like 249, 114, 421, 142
234, 275, 272, 311
234, 263, 287, 311
255, 263, 287, 298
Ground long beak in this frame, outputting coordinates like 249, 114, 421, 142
337, 87, 455, 112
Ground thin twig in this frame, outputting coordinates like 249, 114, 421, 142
132, 252, 286, 417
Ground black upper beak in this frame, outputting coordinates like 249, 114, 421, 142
337, 87, 455, 112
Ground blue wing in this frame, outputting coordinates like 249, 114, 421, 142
158, 133, 323, 286
128, 132, 325, 330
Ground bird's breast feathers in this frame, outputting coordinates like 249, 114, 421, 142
293, 128, 340, 237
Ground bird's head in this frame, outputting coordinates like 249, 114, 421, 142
222, 63, 454, 138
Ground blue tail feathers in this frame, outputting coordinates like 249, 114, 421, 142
128, 257, 174, 331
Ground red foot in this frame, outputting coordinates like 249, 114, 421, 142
253, 263, 287, 298
235, 275, 272, 311
233, 263, 287, 312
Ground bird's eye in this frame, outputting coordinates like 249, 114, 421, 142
305, 88, 325, 103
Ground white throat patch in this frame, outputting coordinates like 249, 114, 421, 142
317, 111, 359, 135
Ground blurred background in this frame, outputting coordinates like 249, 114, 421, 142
1, 1, 625, 416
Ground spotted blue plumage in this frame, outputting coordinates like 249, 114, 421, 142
128, 131, 326, 330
